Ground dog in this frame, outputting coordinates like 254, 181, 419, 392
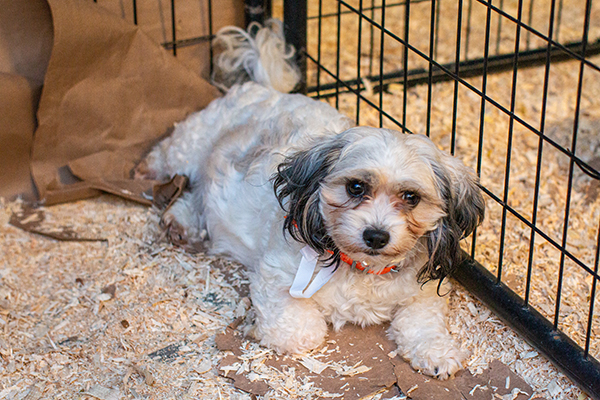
136, 20, 485, 379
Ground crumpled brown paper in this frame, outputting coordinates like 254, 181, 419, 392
28, 0, 221, 205
0, 0, 53, 201
0, 73, 40, 201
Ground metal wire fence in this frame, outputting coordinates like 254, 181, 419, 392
279, 0, 600, 397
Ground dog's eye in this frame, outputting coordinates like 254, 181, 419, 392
402, 191, 420, 206
346, 180, 366, 197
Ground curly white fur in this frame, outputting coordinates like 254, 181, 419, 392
137, 22, 484, 380
212, 19, 300, 93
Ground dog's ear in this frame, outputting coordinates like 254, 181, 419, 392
419, 155, 485, 284
272, 137, 347, 253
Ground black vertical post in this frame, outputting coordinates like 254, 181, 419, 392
284, 0, 308, 93
208, 0, 214, 77
171, 0, 177, 56
245, 0, 266, 27
132, 0, 138, 25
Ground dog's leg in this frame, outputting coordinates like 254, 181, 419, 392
388, 283, 465, 380
246, 271, 328, 354
160, 191, 206, 252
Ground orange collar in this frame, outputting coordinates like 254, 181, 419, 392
287, 217, 397, 275
325, 249, 398, 275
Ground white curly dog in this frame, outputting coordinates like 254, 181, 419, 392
136, 20, 485, 379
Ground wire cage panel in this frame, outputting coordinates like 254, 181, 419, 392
274, 0, 600, 397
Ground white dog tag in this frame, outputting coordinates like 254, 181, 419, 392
289, 246, 337, 298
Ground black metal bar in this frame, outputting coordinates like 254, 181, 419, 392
335, 1, 342, 108
472, 0, 492, 259
356, 0, 364, 125
426, 0, 436, 138
525, 0, 556, 307
453, 254, 600, 400
379, 0, 387, 128
208, 0, 214, 78
433, 0, 441, 60
525, 0, 534, 50
495, 0, 503, 55
264, 0, 272, 20
402, 0, 411, 133
171, 0, 177, 56
586, 219, 600, 358
132, 0, 137, 25
284, 0, 307, 94
554, 0, 592, 330
450, 0, 463, 156
497, 0, 523, 283
555, 0, 563, 42
316, 0, 323, 99
368, 0, 376, 77
245, 0, 266, 26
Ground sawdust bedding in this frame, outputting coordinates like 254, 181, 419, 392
0, 194, 588, 400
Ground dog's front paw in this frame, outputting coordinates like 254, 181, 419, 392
404, 343, 466, 380
249, 297, 328, 355
252, 314, 327, 355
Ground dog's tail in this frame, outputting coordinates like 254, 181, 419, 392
212, 19, 301, 93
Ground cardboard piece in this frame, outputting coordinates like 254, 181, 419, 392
392, 358, 540, 400
152, 174, 189, 211
0, 0, 53, 86
0, 73, 40, 201
0, 0, 51, 201
216, 319, 542, 400
28, 0, 221, 203
9, 205, 107, 243
42, 179, 157, 207
0, 0, 248, 204
216, 323, 401, 399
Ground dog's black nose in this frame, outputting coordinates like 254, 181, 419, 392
363, 229, 390, 250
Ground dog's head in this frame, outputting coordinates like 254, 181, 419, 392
273, 127, 485, 281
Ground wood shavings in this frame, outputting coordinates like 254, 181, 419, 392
20, 383, 45, 400
332, 361, 372, 377
470, 384, 485, 395
405, 384, 419, 396
132, 364, 155, 386
298, 356, 329, 374
81, 385, 121, 400
498, 388, 530, 400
